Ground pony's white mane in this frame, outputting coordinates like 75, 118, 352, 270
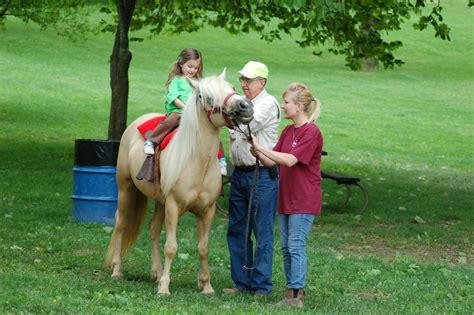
161, 75, 227, 197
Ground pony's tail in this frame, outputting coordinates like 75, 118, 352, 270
106, 183, 148, 268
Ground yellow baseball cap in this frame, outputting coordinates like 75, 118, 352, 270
238, 61, 269, 79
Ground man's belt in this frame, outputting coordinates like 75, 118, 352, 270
235, 165, 272, 172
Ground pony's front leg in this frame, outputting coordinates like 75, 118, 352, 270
150, 202, 165, 282
157, 198, 179, 295
196, 203, 216, 294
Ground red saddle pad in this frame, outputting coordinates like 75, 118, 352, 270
137, 115, 224, 156
137, 116, 178, 150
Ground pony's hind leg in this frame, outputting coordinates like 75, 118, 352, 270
106, 180, 148, 279
157, 197, 180, 295
109, 208, 125, 279
196, 203, 216, 294
150, 202, 165, 282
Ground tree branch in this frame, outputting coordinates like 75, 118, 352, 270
0, 0, 11, 18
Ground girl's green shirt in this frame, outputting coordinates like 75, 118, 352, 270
164, 76, 193, 115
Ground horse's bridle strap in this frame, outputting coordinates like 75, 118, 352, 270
205, 91, 238, 128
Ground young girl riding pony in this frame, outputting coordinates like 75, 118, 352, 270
143, 48, 227, 175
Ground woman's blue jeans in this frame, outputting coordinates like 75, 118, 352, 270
227, 168, 278, 294
278, 213, 316, 289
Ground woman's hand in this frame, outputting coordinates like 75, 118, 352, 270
250, 146, 259, 157
249, 135, 261, 157
249, 135, 260, 149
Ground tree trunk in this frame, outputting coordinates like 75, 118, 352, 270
362, 57, 378, 71
359, 19, 379, 72
108, 0, 136, 140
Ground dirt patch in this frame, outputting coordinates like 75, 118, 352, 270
354, 291, 383, 299
317, 228, 473, 266
75, 248, 101, 256
334, 240, 472, 266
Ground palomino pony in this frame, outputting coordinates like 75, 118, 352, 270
106, 70, 253, 295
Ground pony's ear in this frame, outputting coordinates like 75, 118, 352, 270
186, 77, 199, 91
219, 68, 227, 80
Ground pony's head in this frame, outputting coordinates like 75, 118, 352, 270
188, 69, 254, 127
161, 70, 253, 197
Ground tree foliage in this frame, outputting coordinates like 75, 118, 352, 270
0, 0, 94, 41
2, 0, 466, 139
101, 0, 454, 70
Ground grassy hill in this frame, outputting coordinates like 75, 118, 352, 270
0, 2, 472, 313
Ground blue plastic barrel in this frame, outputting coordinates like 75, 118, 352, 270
72, 139, 120, 225
72, 166, 118, 225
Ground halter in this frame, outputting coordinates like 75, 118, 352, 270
202, 91, 239, 128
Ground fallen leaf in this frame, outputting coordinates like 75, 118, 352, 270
178, 253, 189, 260
367, 269, 381, 276
414, 216, 426, 224
103, 227, 113, 233
458, 252, 467, 265
458, 256, 467, 264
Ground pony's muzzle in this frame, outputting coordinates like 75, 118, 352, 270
238, 99, 253, 112
229, 100, 253, 125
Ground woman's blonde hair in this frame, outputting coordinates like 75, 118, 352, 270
282, 82, 321, 122
165, 48, 203, 89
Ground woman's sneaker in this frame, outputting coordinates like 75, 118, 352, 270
143, 139, 155, 155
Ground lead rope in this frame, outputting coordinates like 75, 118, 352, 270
232, 123, 260, 270
244, 155, 260, 270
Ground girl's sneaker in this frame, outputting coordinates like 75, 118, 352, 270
219, 158, 227, 176
143, 139, 155, 155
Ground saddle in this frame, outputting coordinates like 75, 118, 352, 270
136, 116, 178, 183
135, 115, 225, 186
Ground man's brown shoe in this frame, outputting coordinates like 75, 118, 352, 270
222, 287, 241, 294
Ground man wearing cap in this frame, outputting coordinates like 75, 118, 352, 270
224, 61, 281, 295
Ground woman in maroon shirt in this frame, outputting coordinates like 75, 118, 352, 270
250, 82, 322, 309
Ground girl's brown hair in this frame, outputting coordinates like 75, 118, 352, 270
165, 48, 203, 89
282, 82, 321, 122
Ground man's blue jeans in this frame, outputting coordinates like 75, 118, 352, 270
278, 213, 316, 289
227, 168, 278, 294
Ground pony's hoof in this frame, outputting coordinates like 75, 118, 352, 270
111, 272, 123, 280
200, 288, 215, 295
157, 282, 171, 296
157, 290, 171, 296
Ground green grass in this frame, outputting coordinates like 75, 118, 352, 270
1, 2, 473, 313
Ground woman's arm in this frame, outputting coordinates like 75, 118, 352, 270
250, 136, 298, 167
250, 146, 275, 167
